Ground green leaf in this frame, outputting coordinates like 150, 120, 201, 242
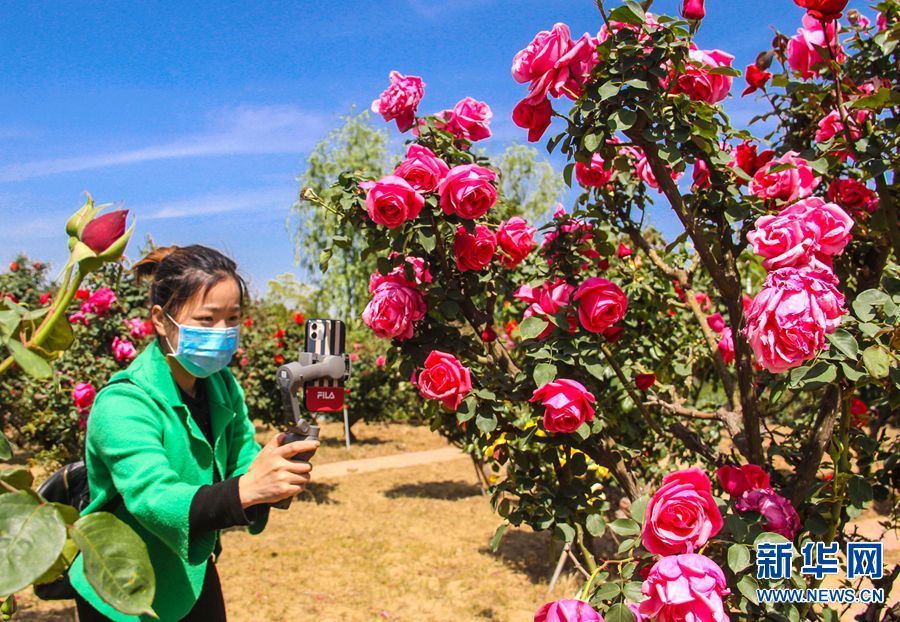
0, 468, 34, 494
475, 413, 497, 434
728, 543, 752, 573
584, 134, 603, 152
533, 363, 557, 387
848, 476, 873, 508
610, 109, 637, 132
605, 603, 636, 622
861, 346, 890, 379
518, 316, 549, 341
622, 581, 644, 603
826, 329, 858, 360
71, 512, 156, 616
489, 523, 508, 552
592, 581, 621, 601
0, 491, 67, 596
0, 433, 11, 461
737, 575, 759, 605
609, 518, 641, 537
455, 396, 476, 423
554, 522, 576, 543
789, 361, 836, 390
707, 66, 741, 77
852, 289, 890, 321
840, 362, 865, 382
6, 339, 52, 379
608, 5, 643, 26
630, 495, 650, 525
585, 514, 606, 537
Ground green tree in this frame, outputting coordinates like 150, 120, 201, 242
494, 143, 565, 223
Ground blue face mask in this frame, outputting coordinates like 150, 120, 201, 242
164, 313, 240, 378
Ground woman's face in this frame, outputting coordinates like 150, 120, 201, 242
151, 277, 242, 350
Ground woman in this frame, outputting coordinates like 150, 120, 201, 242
69, 245, 317, 621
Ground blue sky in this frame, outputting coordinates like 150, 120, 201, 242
0, 0, 875, 295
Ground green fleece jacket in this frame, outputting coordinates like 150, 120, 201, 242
69, 340, 268, 621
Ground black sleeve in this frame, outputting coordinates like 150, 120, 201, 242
189, 476, 267, 534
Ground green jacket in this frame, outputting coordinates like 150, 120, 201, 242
69, 339, 268, 621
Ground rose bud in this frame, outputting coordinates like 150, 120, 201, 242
682, 0, 705, 20
81, 210, 129, 253
636, 373, 656, 391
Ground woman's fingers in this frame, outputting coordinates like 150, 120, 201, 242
280, 459, 313, 475
276, 439, 319, 460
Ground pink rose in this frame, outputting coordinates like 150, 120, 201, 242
394, 144, 449, 193
692, 158, 711, 189
68, 311, 90, 326
83, 287, 117, 315
513, 24, 598, 102
617, 243, 632, 259
512, 24, 573, 84
716, 464, 772, 497
438, 164, 498, 219
445, 97, 492, 142
749, 151, 820, 203
125, 317, 151, 339
670, 48, 735, 104
534, 599, 603, 622
787, 15, 844, 79
371, 70, 425, 132
362, 281, 426, 341
572, 277, 628, 333
111, 336, 137, 363
575, 153, 615, 187
497, 217, 537, 268
718, 328, 735, 364
375, 355, 386, 367
827, 178, 878, 215
682, 0, 705, 20
639, 554, 730, 622
736, 489, 801, 540
454, 225, 497, 272
369, 254, 433, 293
642, 467, 724, 555
706, 312, 726, 334
414, 350, 472, 411
743, 267, 846, 373
513, 95, 553, 143
515, 279, 576, 339
73, 382, 96, 413
877, 12, 888, 30
530, 379, 596, 434
794, 0, 849, 22
361, 175, 425, 229
815, 109, 870, 143
632, 148, 683, 191
730, 142, 774, 185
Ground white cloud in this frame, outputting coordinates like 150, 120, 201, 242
0, 105, 329, 183
138, 186, 296, 220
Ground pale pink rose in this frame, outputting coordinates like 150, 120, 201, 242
575, 153, 615, 187
445, 97, 492, 142
453, 225, 497, 272
743, 267, 846, 373
438, 164, 498, 219
497, 217, 537, 268
394, 144, 449, 192
787, 15, 844, 79
512, 23, 572, 84
73, 382, 96, 413
125, 317, 151, 339
718, 328, 735, 365
749, 151, 820, 203
534, 599, 603, 622
375, 355, 386, 367
111, 336, 137, 363
361, 175, 425, 228
530, 379, 596, 434
572, 277, 628, 334
639, 554, 730, 622
736, 489, 801, 539
670, 48, 735, 104
642, 467, 724, 555
747, 197, 853, 270
362, 281, 426, 341
83, 287, 117, 315
513, 94, 553, 143
815, 109, 870, 143
706, 312, 726, 334
414, 350, 472, 411
371, 70, 425, 132
716, 464, 772, 497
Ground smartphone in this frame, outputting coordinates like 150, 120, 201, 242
303, 318, 346, 412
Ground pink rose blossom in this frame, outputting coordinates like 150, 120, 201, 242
125, 317, 152, 339
716, 464, 772, 497
83, 287, 117, 315
682, 0, 705, 20
718, 328, 735, 364
575, 153, 615, 188
497, 217, 537, 268
736, 489, 801, 539
394, 144, 449, 193
369, 254, 433, 293
639, 554, 730, 622
513, 95, 553, 143
453, 225, 497, 272
445, 97, 492, 142
515, 279, 576, 339
877, 12, 888, 30
572, 277, 628, 334
707, 312, 726, 334
69, 311, 90, 326
815, 109, 870, 143
743, 267, 846, 373
375, 355, 386, 367
670, 48, 735, 104
371, 71, 425, 132
414, 350, 472, 411
513, 23, 598, 102
361, 175, 425, 228
111, 336, 137, 363
530, 379, 596, 434
642, 467, 724, 555
534, 599, 603, 622
787, 15, 844, 79
73, 382, 96, 413
362, 281, 426, 341
632, 148, 683, 191
749, 151, 820, 203
438, 164, 498, 219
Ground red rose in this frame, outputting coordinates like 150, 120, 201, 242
244, 318, 253, 327
572, 277, 628, 333
414, 351, 472, 411
730, 141, 774, 185
827, 178, 878, 215
293, 313, 305, 325
793, 0, 849, 21
635, 373, 656, 391
716, 464, 772, 497
481, 327, 497, 342
602, 326, 624, 343
530, 379, 596, 434
8, 262, 18, 271
273, 329, 285, 339
742, 64, 772, 96
512, 95, 553, 143
75, 288, 90, 300
81, 210, 129, 253
453, 225, 497, 272
497, 217, 537, 268
617, 243, 632, 259
39, 292, 52, 305
274, 354, 285, 365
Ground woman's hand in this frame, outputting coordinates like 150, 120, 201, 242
238, 433, 319, 508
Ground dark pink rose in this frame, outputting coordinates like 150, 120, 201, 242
497, 217, 537, 268
530, 379, 596, 434
572, 277, 628, 333
827, 178, 878, 215
534, 599, 603, 622
414, 350, 472, 411
81, 210, 129, 254
375, 355, 386, 367
670, 48, 735, 104
445, 97, 492, 142
515, 279, 576, 338
743, 267, 846, 373
706, 312, 726, 334
718, 328, 735, 364
716, 464, 772, 497
575, 153, 615, 187
454, 225, 497, 272
111, 336, 137, 363
68, 310, 90, 326
877, 12, 888, 30
639, 554, 730, 622
369, 254, 432, 294
513, 23, 573, 84
794, 0, 849, 21
730, 142, 774, 185
736, 489, 801, 539
617, 244, 632, 259
438, 164, 498, 219
743, 63, 773, 96
513, 95, 553, 143
361, 175, 425, 228
692, 158, 711, 189
642, 467, 724, 555
394, 144, 449, 193
125, 317, 152, 339
362, 280, 426, 341
371, 71, 425, 132
749, 151, 820, 203
682, 0, 705, 20
83, 287, 117, 315
787, 15, 844, 79
815, 109, 870, 143
73, 382, 96, 413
